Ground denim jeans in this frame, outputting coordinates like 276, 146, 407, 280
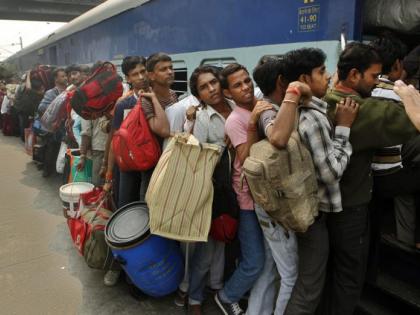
247, 204, 298, 315
219, 210, 265, 303
179, 242, 196, 293
188, 237, 225, 304
118, 168, 152, 208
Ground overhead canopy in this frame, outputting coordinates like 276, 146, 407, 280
0, 0, 104, 22
9, 0, 148, 60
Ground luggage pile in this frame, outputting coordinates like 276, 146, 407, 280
66, 187, 116, 270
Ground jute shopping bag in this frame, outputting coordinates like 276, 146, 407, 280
146, 134, 220, 242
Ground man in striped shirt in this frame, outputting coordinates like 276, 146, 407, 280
282, 48, 359, 315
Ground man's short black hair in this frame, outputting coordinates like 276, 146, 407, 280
146, 53, 172, 72
253, 59, 286, 96
189, 65, 221, 98
121, 56, 146, 76
52, 68, 66, 80
65, 64, 81, 75
337, 42, 382, 81
256, 55, 282, 67
220, 63, 249, 89
403, 45, 420, 78
282, 48, 326, 82
370, 37, 407, 74
79, 65, 91, 75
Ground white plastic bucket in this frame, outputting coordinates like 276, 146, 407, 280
59, 182, 94, 217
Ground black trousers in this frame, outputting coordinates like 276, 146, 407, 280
43, 134, 61, 176
285, 206, 370, 315
374, 167, 420, 243
118, 169, 153, 208
18, 113, 29, 142
322, 205, 370, 315
284, 214, 329, 315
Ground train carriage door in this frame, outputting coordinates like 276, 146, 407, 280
200, 57, 237, 68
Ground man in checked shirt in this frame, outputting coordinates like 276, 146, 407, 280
278, 48, 360, 315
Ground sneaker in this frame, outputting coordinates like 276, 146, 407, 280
174, 288, 188, 307
214, 292, 244, 315
125, 275, 144, 301
188, 304, 202, 315
103, 270, 121, 287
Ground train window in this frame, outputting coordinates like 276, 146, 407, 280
257, 54, 284, 66
171, 60, 188, 97
200, 57, 237, 68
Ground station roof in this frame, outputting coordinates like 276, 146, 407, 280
0, 0, 105, 22
8, 0, 148, 60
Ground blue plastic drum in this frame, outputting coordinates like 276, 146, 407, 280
105, 202, 183, 297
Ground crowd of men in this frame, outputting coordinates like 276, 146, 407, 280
1, 36, 420, 315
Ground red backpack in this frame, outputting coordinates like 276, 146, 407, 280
70, 62, 123, 120
112, 98, 161, 172
31, 65, 55, 90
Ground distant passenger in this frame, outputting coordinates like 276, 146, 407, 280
38, 68, 68, 177
65, 64, 90, 147
37, 68, 67, 116
14, 70, 45, 142
78, 114, 109, 186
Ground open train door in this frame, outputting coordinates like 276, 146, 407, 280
358, 1, 420, 314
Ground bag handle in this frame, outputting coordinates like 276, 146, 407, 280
79, 62, 117, 89
87, 191, 109, 224
89, 62, 116, 81
137, 97, 143, 120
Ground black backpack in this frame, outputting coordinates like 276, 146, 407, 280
210, 148, 240, 242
